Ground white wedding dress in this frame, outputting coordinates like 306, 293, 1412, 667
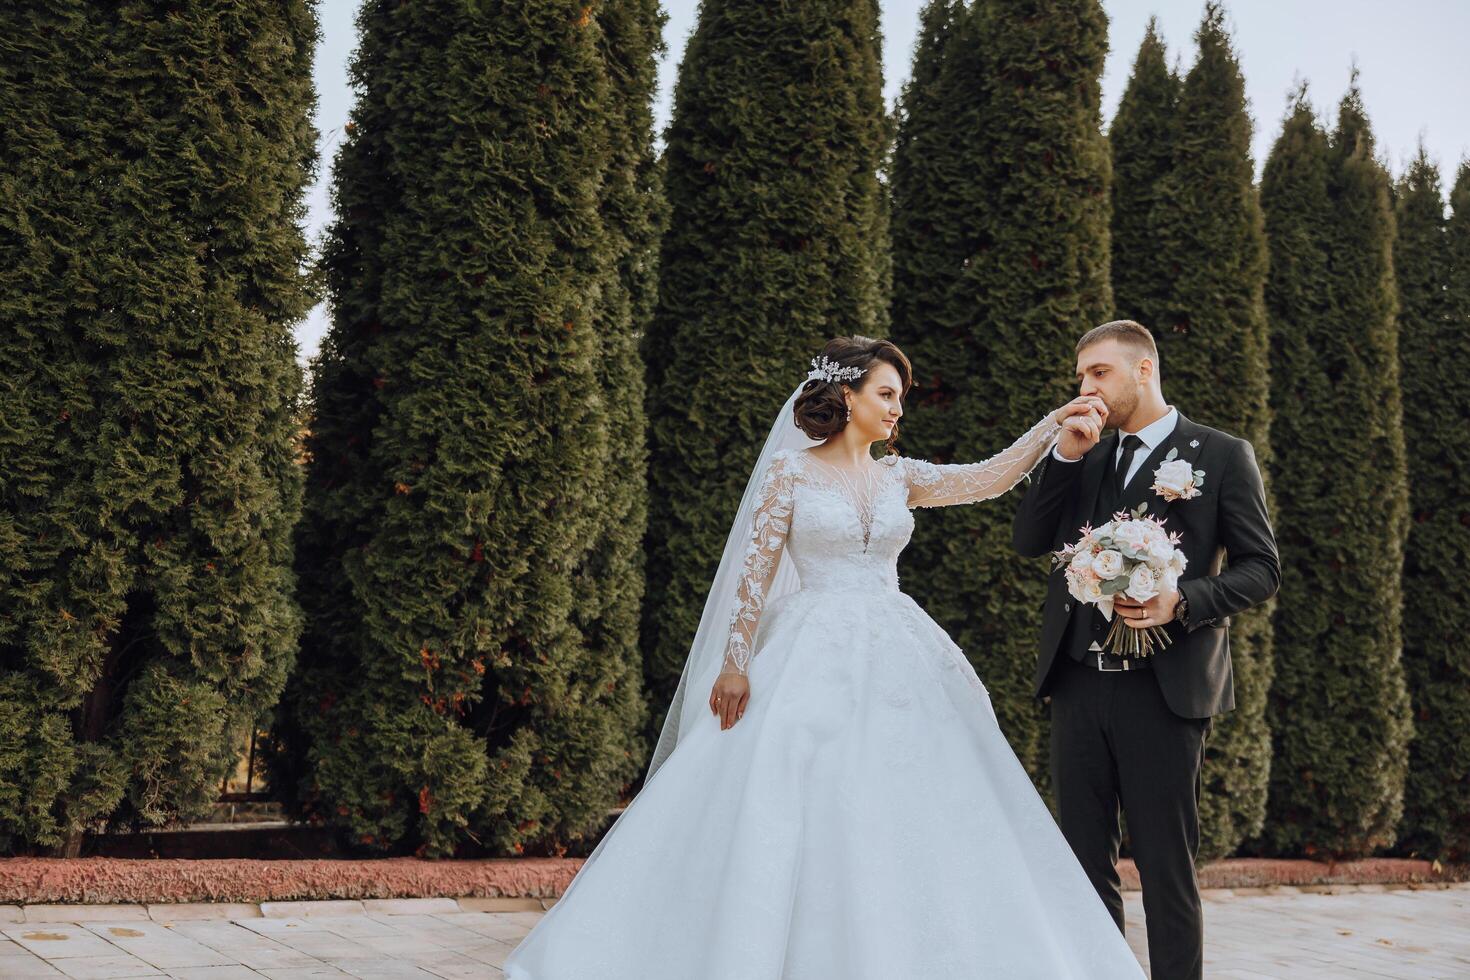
504, 415, 1145, 979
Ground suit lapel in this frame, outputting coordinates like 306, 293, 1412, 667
1122, 412, 1209, 526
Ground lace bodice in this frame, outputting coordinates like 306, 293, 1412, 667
720, 413, 1064, 676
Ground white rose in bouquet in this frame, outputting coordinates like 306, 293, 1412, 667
1128, 563, 1159, 603
1092, 549, 1125, 579
1111, 520, 1149, 556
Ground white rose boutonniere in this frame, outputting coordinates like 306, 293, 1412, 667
1151, 448, 1204, 502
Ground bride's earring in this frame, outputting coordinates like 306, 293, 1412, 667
845, 403, 851, 422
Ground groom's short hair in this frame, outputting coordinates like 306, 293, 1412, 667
1076, 319, 1159, 370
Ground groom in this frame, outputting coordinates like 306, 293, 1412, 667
1012, 320, 1279, 980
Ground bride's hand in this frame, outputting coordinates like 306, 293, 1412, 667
711, 672, 750, 731
1049, 394, 1107, 428
1052, 396, 1107, 460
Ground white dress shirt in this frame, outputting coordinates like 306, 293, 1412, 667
1052, 405, 1178, 490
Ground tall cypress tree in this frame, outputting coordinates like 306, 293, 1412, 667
0, 1, 318, 852
892, 0, 1111, 783
1108, 17, 1180, 329
890, 0, 976, 475
640, 0, 890, 745
1258, 83, 1412, 858
545, 0, 668, 846
1122, 3, 1275, 860
1395, 152, 1470, 862
272, 0, 631, 857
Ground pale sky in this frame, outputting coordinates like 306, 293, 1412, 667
295, 1, 1470, 365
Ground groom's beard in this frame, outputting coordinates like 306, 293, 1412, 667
1101, 388, 1139, 431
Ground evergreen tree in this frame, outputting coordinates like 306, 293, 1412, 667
1125, 3, 1276, 860
892, 0, 1111, 783
640, 0, 890, 743
0, 1, 318, 852
272, 0, 639, 857
1395, 152, 1470, 862
1258, 83, 1412, 858
545, 0, 669, 847
1109, 17, 1180, 330
890, 0, 976, 478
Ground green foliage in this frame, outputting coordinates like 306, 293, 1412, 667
1109, 17, 1181, 331
890, 0, 1111, 787
1111, 4, 1275, 860
543, 0, 667, 849
1256, 84, 1412, 858
891, 0, 978, 422
272, 0, 655, 857
0, 0, 317, 851
1394, 154, 1470, 862
640, 0, 891, 752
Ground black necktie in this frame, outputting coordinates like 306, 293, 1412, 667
1109, 434, 1145, 511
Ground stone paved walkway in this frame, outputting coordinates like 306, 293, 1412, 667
0, 884, 1466, 978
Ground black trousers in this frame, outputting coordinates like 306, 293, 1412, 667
1047, 652, 1212, 980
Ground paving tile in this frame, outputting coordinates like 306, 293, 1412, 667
306, 918, 405, 941
322, 961, 441, 980
44, 952, 167, 978
77, 921, 236, 969
342, 935, 446, 958
0, 948, 67, 976
392, 949, 491, 979
438, 917, 525, 945
228, 919, 322, 939
257, 934, 366, 961
216, 948, 325, 972
1, 925, 121, 960
164, 921, 293, 953
458, 942, 511, 969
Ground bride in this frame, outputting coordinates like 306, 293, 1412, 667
504, 336, 1143, 979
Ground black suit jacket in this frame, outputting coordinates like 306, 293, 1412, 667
1012, 411, 1280, 719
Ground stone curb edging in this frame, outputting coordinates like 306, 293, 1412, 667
0, 896, 552, 924
1, 856, 1465, 906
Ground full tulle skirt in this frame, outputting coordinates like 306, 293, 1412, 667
503, 586, 1145, 979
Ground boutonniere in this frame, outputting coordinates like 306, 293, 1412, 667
1151, 448, 1204, 502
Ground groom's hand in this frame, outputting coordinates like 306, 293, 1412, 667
1114, 585, 1182, 630
1055, 396, 1108, 461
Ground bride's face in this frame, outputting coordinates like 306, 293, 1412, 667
841, 361, 904, 445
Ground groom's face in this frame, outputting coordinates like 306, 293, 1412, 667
1074, 339, 1144, 431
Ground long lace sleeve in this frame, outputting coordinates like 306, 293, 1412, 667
902, 413, 1063, 508
720, 450, 796, 677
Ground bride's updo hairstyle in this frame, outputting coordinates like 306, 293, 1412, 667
793, 336, 913, 454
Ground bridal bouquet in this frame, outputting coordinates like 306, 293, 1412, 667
1052, 503, 1188, 657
